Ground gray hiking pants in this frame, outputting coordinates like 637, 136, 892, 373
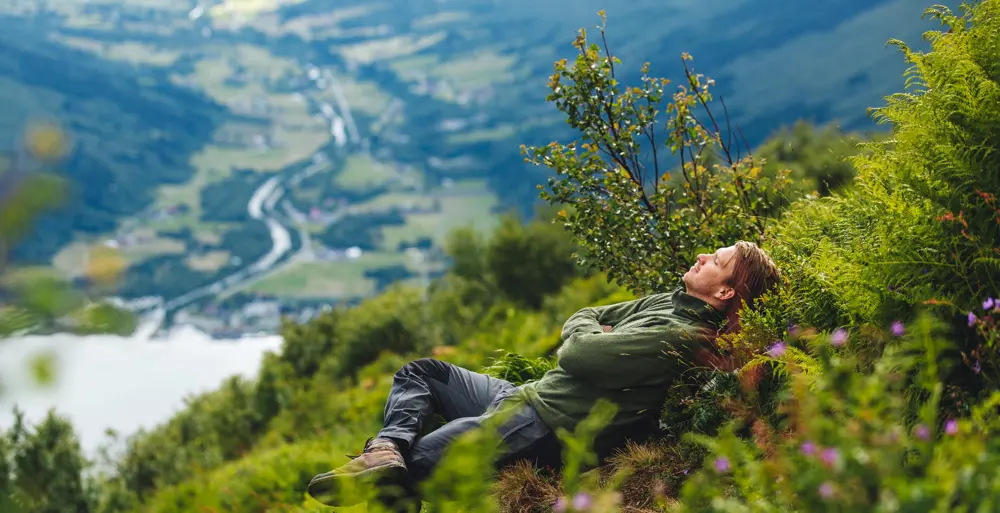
377, 358, 562, 483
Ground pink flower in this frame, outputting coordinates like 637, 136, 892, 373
891, 320, 905, 336
714, 456, 731, 473
914, 424, 931, 440
820, 448, 839, 468
945, 419, 958, 435
818, 482, 835, 499
968, 311, 977, 327
800, 440, 817, 456
571, 492, 593, 511
984, 297, 996, 310
767, 341, 786, 358
553, 497, 567, 512
830, 329, 847, 347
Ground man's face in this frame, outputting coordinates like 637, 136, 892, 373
682, 245, 738, 305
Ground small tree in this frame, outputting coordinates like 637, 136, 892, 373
522, 12, 794, 295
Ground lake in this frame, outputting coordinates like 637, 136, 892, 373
0, 321, 282, 456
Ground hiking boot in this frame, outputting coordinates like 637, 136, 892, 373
307, 437, 408, 506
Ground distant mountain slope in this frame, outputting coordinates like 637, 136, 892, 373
0, 0, 957, 313
0, 17, 228, 263
270, 0, 947, 210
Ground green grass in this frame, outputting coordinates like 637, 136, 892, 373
412, 11, 471, 29
334, 154, 398, 191
209, 0, 306, 20
337, 32, 447, 64
380, 192, 499, 250
119, 234, 187, 263
245, 251, 407, 298
446, 125, 517, 145
52, 36, 181, 66
388, 49, 517, 102
352, 192, 436, 213
185, 250, 233, 272
2, 265, 68, 287
316, 78, 393, 117
388, 54, 441, 79
430, 50, 518, 89
437, 178, 490, 194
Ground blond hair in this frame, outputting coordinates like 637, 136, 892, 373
722, 240, 782, 332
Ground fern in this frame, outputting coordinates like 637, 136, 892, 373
480, 351, 555, 386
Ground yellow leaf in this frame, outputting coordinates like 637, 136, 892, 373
86, 246, 127, 286
25, 122, 68, 161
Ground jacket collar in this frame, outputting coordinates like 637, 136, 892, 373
670, 287, 727, 329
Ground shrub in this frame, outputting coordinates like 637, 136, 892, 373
755, 120, 880, 198
732, 0, 1000, 392
522, 11, 794, 294
3, 409, 95, 513
676, 314, 1000, 512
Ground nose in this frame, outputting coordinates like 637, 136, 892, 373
697, 254, 708, 263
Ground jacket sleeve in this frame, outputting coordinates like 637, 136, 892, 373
556, 325, 701, 390
560, 294, 670, 340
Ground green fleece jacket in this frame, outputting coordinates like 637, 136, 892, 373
520, 287, 725, 440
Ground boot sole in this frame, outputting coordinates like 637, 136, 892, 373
307, 464, 408, 507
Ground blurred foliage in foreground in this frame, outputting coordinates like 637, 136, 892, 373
0, 122, 135, 341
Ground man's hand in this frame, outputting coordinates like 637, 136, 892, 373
603, 325, 613, 333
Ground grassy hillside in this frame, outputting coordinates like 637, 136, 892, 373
4, 0, 1000, 512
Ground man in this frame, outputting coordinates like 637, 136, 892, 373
306, 241, 781, 508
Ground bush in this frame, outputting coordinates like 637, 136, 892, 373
523, 12, 794, 294
755, 120, 880, 198
2, 410, 95, 513
317, 286, 429, 379
733, 1, 1000, 392
486, 211, 582, 309
676, 315, 1000, 512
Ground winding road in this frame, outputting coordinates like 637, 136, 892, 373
138, 66, 359, 336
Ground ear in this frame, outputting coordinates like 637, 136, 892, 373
715, 286, 736, 302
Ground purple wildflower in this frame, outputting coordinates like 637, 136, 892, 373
800, 440, 817, 456
945, 419, 958, 436
820, 448, 839, 468
553, 497, 567, 512
891, 321, 905, 337
914, 424, 931, 440
818, 482, 835, 499
830, 329, 848, 347
767, 341, 787, 358
973, 359, 981, 374
968, 311, 978, 327
984, 297, 996, 310
714, 456, 731, 473
571, 492, 593, 511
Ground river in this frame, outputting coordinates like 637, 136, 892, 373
0, 68, 357, 457
0, 317, 281, 456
